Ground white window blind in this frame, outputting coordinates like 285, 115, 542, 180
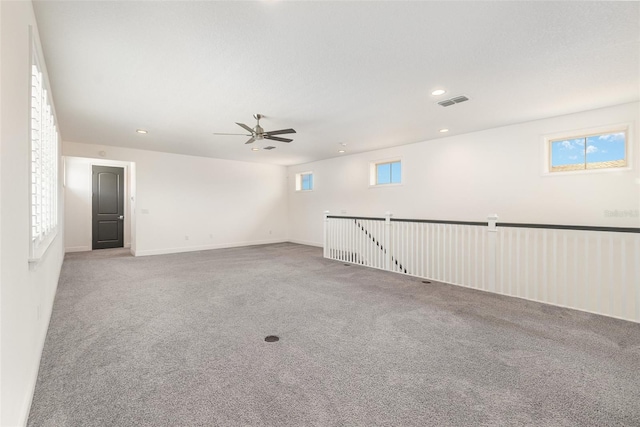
30, 52, 58, 261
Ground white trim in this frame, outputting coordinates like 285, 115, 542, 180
65, 246, 91, 253
134, 238, 288, 257
287, 238, 323, 248
368, 182, 403, 189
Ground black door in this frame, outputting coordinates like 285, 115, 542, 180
92, 166, 124, 249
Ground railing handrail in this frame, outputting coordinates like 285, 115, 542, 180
327, 215, 385, 221
326, 215, 640, 234
496, 222, 640, 234
391, 218, 488, 226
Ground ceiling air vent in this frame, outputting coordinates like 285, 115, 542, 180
437, 99, 456, 107
451, 96, 469, 103
263, 146, 276, 150
438, 95, 470, 107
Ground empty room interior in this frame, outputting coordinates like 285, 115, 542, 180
1, 1, 640, 426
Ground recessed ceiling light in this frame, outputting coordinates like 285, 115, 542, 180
431, 89, 446, 96
338, 150, 346, 153
439, 128, 449, 133
251, 147, 259, 151
136, 129, 148, 134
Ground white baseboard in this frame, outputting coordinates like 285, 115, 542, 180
65, 245, 90, 253
134, 238, 288, 257
287, 239, 323, 248
66, 243, 130, 253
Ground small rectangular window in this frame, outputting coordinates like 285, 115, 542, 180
375, 160, 401, 185
301, 173, 313, 190
295, 172, 313, 191
549, 130, 627, 172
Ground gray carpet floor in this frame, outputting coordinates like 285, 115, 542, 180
28, 243, 640, 426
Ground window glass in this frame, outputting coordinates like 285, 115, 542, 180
550, 131, 626, 172
585, 132, 626, 169
296, 172, 313, 191
390, 161, 401, 183
377, 163, 391, 184
375, 161, 401, 185
301, 173, 313, 190
550, 138, 586, 171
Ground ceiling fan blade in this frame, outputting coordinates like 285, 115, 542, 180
213, 133, 252, 136
236, 122, 254, 133
244, 137, 256, 145
264, 128, 296, 136
264, 135, 292, 143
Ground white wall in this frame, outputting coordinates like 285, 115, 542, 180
0, 2, 65, 425
63, 142, 288, 256
288, 103, 640, 246
64, 157, 133, 252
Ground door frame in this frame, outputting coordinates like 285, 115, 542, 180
76, 158, 136, 254
63, 156, 137, 254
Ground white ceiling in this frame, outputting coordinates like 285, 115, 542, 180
33, 1, 640, 166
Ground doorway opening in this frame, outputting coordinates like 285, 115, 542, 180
63, 157, 136, 254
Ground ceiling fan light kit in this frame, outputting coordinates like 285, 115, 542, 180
213, 113, 296, 149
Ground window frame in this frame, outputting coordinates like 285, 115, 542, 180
29, 29, 59, 263
295, 171, 314, 192
370, 158, 402, 187
543, 123, 632, 176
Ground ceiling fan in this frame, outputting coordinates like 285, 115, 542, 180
213, 114, 296, 145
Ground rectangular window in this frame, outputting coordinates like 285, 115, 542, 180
375, 160, 401, 185
549, 130, 627, 172
295, 172, 313, 191
301, 173, 313, 191
30, 44, 59, 261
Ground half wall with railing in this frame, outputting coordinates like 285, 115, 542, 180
324, 213, 640, 323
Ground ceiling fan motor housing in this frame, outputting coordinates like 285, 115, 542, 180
255, 124, 264, 138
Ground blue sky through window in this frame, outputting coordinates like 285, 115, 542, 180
376, 161, 401, 184
391, 162, 401, 183
377, 163, 390, 184
551, 132, 625, 169
301, 173, 312, 190
586, 133, 625, 163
